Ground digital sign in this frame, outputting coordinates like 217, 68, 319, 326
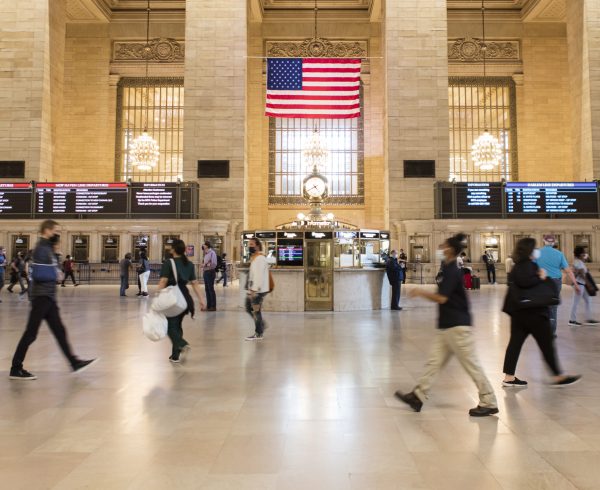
505, 182, 598, 218
277, 239, 304, 266
456, 182, 503, 217
130, 183, 177, 218
35, 183, 128, 218
0, 183, 33, 217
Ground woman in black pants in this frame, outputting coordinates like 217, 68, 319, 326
502, 238, 581, 388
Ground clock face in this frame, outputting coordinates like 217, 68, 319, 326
304, 176, 327, 198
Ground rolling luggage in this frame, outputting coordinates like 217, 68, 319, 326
463, 271, 472, 290
471, 275, 481, 290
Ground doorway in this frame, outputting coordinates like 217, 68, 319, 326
304, 240, 333, 311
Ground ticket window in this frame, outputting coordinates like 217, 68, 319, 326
380, 233, 391, 264
102, 236, 120, 263
409, 236, 430, 263
162, 235, 180, 261
512, 234, 532, 254
72, 235, 89, 262
574, 234, 592, 262
205, 235, 223, 257
482, 234, 501, 262
132, 236, 149, 261
11, 235, 29, 259
334, 235, 358, 268
359, 240, 382, 267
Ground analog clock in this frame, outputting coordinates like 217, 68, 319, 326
303, 176, 328, 199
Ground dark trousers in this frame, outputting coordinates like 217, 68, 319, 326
390, 280, 401, 309
0, 270, 4, 292
503, 311, 562, 376
216, 268, 228, 287
12, 296, 77, 370
62, 271, 76, 285
549, 278, 562, 335
203, 269, 216, 309
8, 274, 26, 292
119, 275, 129, 296
167, 313, 188, 358
246, 293, 267, 335
487, 265, 496, 284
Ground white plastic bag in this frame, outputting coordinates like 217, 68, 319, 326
143, 309, 168, 342
152, 259, 187, 318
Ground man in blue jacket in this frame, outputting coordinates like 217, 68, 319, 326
386, 250, 403, 310
9, 220, 97, 380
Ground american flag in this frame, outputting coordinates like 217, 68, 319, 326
266, 58, 361, 119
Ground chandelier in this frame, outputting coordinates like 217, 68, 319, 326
302, 129, 329, 173
129, 0, 159, 172
471, 0, 503, 171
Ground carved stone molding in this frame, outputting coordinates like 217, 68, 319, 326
448, 37, 520, 62
266, 37, 367, 58
113, 38, 184, 63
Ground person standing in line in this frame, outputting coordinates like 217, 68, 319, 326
138, 250, 150, 297
568, 246, 599, 327
202, 241, 217, 311
156, 239, 206, 363
394, 233, 499, 417
386, 250, 403, 311
535, 235, 578, 337
61, 255, 78, 287
216, 252, 228, 287
9, 220, 97, 380
502, 238, 581, 388
119, 253, 133, 297
399, 249, 408, 284
0, 247, 6, 302
482, 250, 496, 284
245, 237, 271, 341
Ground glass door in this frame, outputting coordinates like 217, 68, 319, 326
305, 240, 333, 311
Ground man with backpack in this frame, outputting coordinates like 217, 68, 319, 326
7, 252, 27, 295
216, 252, 228, 287
245, 237, 271, 341
61, 255, 78, 287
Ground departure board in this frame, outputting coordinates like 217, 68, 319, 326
277, 239, 304, 266
35, 183, 128, 218
505, 182, 598, 218
130, 183, 177, 218
0, 183, 33, 218
456, 183, 503, 217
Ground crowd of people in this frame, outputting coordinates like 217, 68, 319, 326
1, 222, 596, 419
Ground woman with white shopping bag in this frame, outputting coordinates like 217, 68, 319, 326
155, 239, 205, 363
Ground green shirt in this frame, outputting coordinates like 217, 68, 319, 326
160, 257, 196, 286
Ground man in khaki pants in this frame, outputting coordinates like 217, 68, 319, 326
395, 233, 498, 417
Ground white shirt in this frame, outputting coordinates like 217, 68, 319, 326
249, 254, 270, 293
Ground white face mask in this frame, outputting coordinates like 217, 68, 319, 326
435, 249, 445, 263
532, 249, 541, 260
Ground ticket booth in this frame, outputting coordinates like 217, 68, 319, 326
102, 235, 120, 263
481, 233, 501, 262
132, 235, 149, 261
304, 231, 334, 311
574, 234, 592, 261
205, 235, 223, 257
71, 235, 89, 262
11, 234, 29, 258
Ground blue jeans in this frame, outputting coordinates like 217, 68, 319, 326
217, 268, 228, 287
203, 269, 216, 309
120, 275, 129, 296
549, 278, 562, 335
246, 292, 267, 335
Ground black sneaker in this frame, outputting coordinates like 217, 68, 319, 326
9, 368, 37, 380
142, 292, 149, 297
569, 320, 582, 326
394, 390, 423, 412
72, 358, 98, 374
61, 284, 66, 287
551, 375, 582, 388
502, 377, 528, 388
469, 406, 499, 417
585, 319, 600, 325
169, 355, 181, 363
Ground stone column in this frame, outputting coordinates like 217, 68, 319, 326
183, 1, 246, 223
385, 0, 450, 225
0, 0, 66, 181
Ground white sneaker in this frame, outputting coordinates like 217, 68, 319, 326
245, 334, 263, 341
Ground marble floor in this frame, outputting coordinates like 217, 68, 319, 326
0, 283, 600, 489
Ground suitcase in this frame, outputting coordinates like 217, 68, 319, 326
471, 276, 481, 290
463, 272, 472, 290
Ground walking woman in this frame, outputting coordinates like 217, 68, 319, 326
568, 246, 599, 327
156, 239, 205, 363
138, 251, 150, 297
502, 238, 581, 388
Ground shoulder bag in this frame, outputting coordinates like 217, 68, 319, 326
143, 309, 168, 341
585, 271, 598, 297
152, 259, 188, 317
503, 277, 560, 315
31, 262, 58, 283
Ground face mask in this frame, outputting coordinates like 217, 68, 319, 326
532, 249, 541, 260
248, 246, 256, 255
435, 249, 445, 263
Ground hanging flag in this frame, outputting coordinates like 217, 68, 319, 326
265, 58, 361, 119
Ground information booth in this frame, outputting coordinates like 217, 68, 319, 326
240, 228, 391, 312
71, 235, 90, 262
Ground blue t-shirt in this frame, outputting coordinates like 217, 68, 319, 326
536, 246, 568, 279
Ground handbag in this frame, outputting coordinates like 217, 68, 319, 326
142, 309, 167, 341
151, 259, 187, 317
31, 262, 58, 282
504, 278, 560, 313
584, 272, 598, 297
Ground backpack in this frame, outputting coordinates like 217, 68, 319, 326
216, 254, 224, 271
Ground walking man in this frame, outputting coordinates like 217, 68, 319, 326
245, 237, 271, 341
395, 233, 498, 417
536, 235, 578, 336
399, 249, 408, 284
202, 241, 217, 311
386, 250, 402, 310
216, 252, 228, 287
61, 255, 78, 287
119, 253, 133, 297
7, 252, 27, 295
9, 220, 97, 380
0, 247, 6, 301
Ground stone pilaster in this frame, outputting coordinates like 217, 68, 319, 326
183, 0, 246, 222
385, 0, 450, 226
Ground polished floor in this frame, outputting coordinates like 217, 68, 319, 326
0, 282, 599, 489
